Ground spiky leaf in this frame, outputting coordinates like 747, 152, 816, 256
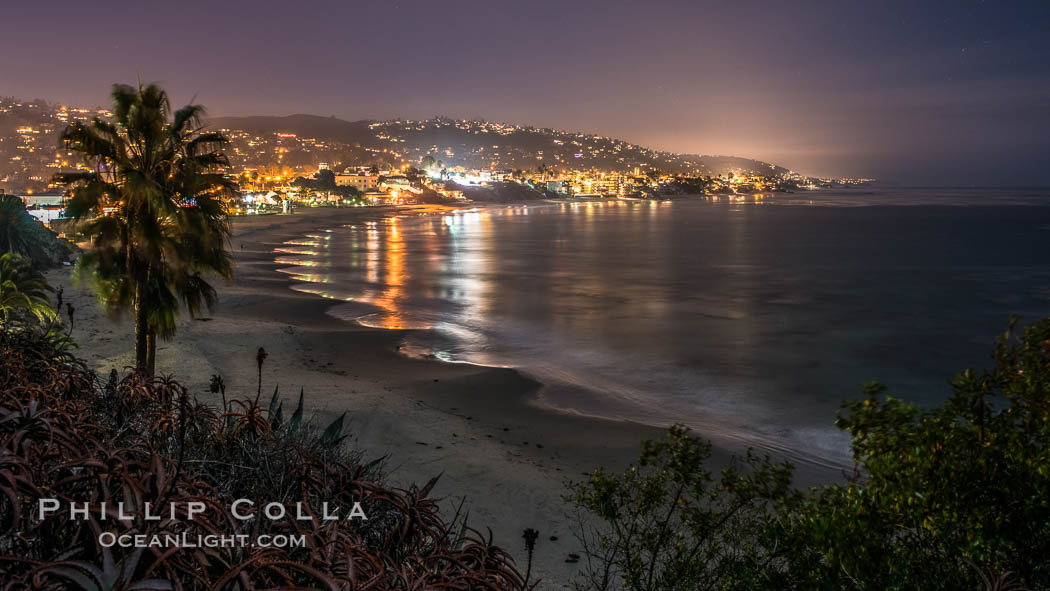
320, 411, 346, 444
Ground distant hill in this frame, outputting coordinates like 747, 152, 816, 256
209, 114, 378, 147
0, 96, 798, 194
206, 114, 791, 177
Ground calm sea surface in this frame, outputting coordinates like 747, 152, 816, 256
276, 188, 1050, 465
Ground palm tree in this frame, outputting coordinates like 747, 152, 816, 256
0, 194, 47, 262
0, 253, 56, 329
56, 83, 234, 374
536, 163, 554, 181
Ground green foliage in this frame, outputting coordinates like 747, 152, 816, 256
315, 168, 336, 189
292, 170, 337, 193
0, 252, 56, 328
289, 386, 305, 432
55, 83, 235, 373
331, 184, 364, 200
0, 194, 44, 260
780, 317, 1050, 590
292, 171, 363, 202
571, 317, 1050, 590
320, 411, 347, 445
0, 194, 73, 267
567, 424, 799, 591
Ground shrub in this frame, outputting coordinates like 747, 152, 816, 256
0, 194, 74, 268
0, 253, 57, 329
779, 317, 1050, 590
570, 316, 1050, 591
0, 327, 527, 590
566, 425, 799, 591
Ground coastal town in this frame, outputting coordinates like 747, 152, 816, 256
2, 0, 1047, 586
1, 96, 873, 225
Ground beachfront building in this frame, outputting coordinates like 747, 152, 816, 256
433, 185, 466, 200
362, 188, 388, 204
380, 176, 422, 204
571, 174, 624, 196
491, 169, 515, 182
546, 180, 571, 195
335, 173, 379, 191
380, 176, 413, 191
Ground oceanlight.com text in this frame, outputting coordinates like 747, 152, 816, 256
98, 532, 306, 549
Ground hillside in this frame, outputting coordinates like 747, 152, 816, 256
0, 95, 797, 194
209, 114, 378, 147
208, 114, 790, 177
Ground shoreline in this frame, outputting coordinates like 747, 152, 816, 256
276, 202, 852, 473
49, 204, 844, 587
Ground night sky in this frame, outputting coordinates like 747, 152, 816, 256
2, 0, 1047, 185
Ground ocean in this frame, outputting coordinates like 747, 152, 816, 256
275, 187, 1050, 466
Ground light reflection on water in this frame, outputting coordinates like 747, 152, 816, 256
275, 190, 1050, 464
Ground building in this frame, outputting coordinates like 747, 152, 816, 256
335, 173, 379, 191
546, 180, 570, 195
15, 191, 65, 224
436, 187, 465, 200
362, 188, 387, 204
380, 176, 413, 191
17, 191, 65, 207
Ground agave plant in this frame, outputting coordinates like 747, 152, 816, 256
225, 398, 272, 439
0, 330, 530, 589
968, 559, 1033, 591
32, 546, 174, 591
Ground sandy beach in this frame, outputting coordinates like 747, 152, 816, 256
47, 205, 842, 588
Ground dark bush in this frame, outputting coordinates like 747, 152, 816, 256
0, 328, 527, 590
569, 317, 1050, 591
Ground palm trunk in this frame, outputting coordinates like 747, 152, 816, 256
134, 274, 149, 372
146, 329, 157, 376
